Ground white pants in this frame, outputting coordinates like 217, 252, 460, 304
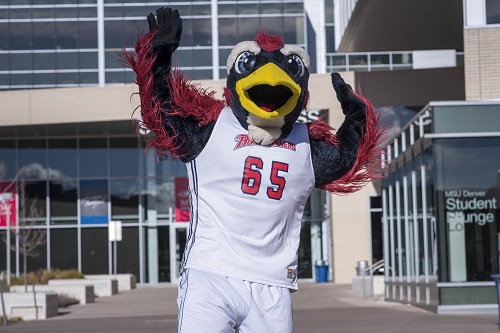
177, 269, 293, 333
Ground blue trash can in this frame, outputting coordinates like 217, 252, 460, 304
492, 274, 500, 328
315, 260, 328, 283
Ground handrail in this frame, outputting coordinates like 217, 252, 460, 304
326, 51, 464, 73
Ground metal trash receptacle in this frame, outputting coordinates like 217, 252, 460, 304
315, 260, 328, 283
356, 260, 368, 276
492, 274, 500, 328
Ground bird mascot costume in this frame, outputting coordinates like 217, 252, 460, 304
123, 7, 385, 333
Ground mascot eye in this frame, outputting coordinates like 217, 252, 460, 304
286, 54, 305, 77
235, 51, 256, 75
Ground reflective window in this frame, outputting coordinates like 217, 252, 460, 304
18, 139, 46, 180
33, 7, 55, 19
122, 20, 145, 47
50, 228, 78, 270
80, 72, 99, 84
156, 178, 175, 218
325, 26, 335, 53
218, 18, 238, 46
436, 138, 500, 282
56, 6, 77, 18
0, 140, 16, 180
48, 139, 77, 178
285, 2, 304, 14
57, 72, 79, 85
111, 179, 139, 220
10, 8, 31, 20
22, 238, 47, 272
324, 0, 334, 23
79, 138, 107, 178
261, 3, 282, 15
57, 52, 79, 70
24, 181, 48, 221
80, 179, 108, 225
238, 17, 262, 42
172, 49, 194, 68
423, 147, 436, 277
80, 52, 98, 69
105, 71, 126, 84
219, 4, 236, 15
179, 19, 193, 47
104, 21, 124, 49
34, 22, 56, 49
219, 48, 231, 67
110, 137, 138, 177
104, 6, 124, 17
298, 222, 312, 278
34, 53, 56, 70
56, 22, 78, 49
79, 22, 98, 48
11, 73, 33, 86
284, 16, 304, 44
0, 74, 7, 87
81, 227, 109, 274
11, 53, 32, 71
192, 19, 211, 46
193, 49, 212, 67
34, 73, 55, 86
105, 50, 122, 68
486, 0, 500, 24
9, 22, 33, 50
49, 180, 78, 224
116, 227, 139, 277
79, 6, 97, 18
192, 4, 210, 16
144, 225, 171, 282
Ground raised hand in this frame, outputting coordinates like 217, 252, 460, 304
147, 7, 182, 48
331, 72, 364, 116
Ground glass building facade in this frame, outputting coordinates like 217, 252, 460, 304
0, 119, 327, 284
0, 0, 340, 285
382, 101, 500, 312
0, 0, 307, 89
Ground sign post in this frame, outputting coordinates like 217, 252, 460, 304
109, 221, 122, 275
0, 193, 14, 287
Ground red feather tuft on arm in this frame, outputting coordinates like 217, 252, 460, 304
121, 32, 179, 157
307, 119, 339, 147
121, 32, 224, 158
169, 70, 224, 126
320, 92, 388, 195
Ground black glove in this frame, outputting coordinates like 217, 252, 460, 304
331, 72, 364, 116
147, 7, 182, 49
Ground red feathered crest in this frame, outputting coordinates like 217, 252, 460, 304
255, 32, 284, 52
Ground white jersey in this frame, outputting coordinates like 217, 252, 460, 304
181, 108, 315, 289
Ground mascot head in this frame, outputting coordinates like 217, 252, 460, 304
225, 32, 310, 145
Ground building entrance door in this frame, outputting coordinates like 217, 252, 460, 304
169, 222, 189, 283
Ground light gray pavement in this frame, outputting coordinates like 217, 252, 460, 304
2, 281, 498, 332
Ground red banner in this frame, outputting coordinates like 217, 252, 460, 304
0, 192, 16, 227
175, 177, 190, 222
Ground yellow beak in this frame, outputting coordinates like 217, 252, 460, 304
235, 63, 302, 119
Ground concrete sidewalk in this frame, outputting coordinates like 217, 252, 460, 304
1, 282, 498, 332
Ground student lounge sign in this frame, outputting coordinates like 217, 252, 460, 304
446, 189, 498, 228
445, 189, 499, 281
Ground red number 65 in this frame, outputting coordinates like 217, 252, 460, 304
241, 156, 289, 200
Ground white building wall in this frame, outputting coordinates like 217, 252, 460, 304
305, 0, 327, 73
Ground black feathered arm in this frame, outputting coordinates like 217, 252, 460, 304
122, 7, 224, 162
308, 73, 386, 194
